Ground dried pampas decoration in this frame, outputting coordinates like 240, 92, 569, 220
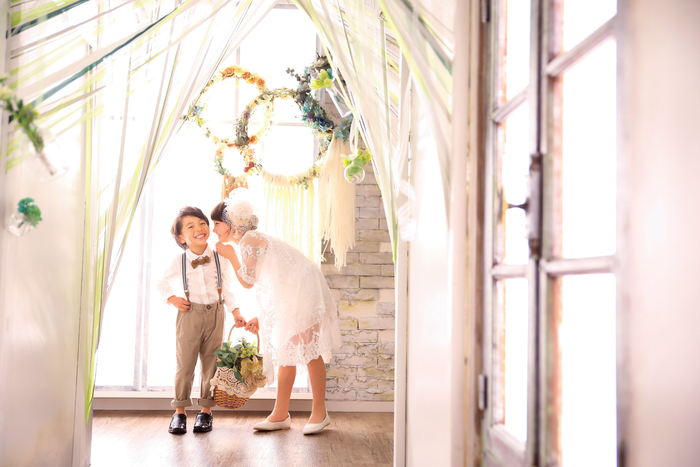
318, 137, 356, 268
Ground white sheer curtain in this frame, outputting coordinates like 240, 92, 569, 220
290, 0, 458, 253
7, 0, 276, 420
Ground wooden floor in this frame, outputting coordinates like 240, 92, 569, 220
91, 410, 393, 467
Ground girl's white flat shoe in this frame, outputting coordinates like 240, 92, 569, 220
253, 414, 291, 431
303, 412, 331, 435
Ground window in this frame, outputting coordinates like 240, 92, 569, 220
95, 7, 318, 394
482, 0, 618, 466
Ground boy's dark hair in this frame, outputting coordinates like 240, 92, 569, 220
171, 206, 209, 250
210, 202, 226, 225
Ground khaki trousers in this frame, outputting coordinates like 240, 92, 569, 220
172, 301, 225, 408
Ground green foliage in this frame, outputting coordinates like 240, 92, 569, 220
0, 74, 44, 153
17, 198, 42, 226
344, 163, 365, 180
342, 148, 372, 168
310, 69, 333, 90
213, 154, 230, 176
17, 198, 34, 213
214, 338, 261, 383
24, 206, 42, 226
342, 148, 372, 182
355, 148, 371, 166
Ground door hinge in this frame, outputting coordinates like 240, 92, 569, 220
478, 374, 488, 410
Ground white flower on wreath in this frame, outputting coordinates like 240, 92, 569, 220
213, 74, 223, 83
0, 87, 13, 100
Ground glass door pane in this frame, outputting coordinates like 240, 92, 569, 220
496, 104, 530, 265
553, 40, 617, 259
498, 0, 532, 102
561, 0, 617, 51
549, 274, 617, 467
494, 278, 529, 443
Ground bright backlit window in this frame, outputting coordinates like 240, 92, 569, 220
96, 7, 318, 394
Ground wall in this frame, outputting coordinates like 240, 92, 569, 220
319, 93, 396, 405
321, 164, 396, 403
0, 5, 90, 465
0, 135, 89, 465
403, 90, 452, 466
619, 0, 700, 465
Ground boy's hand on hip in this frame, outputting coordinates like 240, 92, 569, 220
168, 296, 191, 312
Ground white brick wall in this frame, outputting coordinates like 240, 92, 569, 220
322, 95, 395, 402
322, 163, 395, 402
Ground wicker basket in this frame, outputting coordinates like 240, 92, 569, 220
212, 326, 262, 409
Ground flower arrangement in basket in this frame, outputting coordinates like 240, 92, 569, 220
210, 327, 267, 409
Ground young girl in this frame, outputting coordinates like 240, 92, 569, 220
210, 190, 341, 434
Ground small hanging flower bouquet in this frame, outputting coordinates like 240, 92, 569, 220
342, 148, 372, 184
210, 332, 267, 409
8, 198, 42, 236
310, 68, 334, 90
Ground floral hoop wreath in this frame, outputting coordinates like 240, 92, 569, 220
184, 64, 267, 144
185, 57, 353, 189
212, 88, 298, 180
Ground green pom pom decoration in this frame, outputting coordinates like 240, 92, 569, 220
17, 198, 42, 226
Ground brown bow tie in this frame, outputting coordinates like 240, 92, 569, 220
191, 256, 210, 269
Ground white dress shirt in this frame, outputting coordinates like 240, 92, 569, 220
156, 245, 237, 308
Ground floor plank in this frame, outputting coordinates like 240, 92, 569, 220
91, 410, 393, 467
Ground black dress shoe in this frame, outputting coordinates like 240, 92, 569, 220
168, 413, 187, 434
193, 412, 213, 433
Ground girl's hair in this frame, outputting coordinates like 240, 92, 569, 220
171, 206, 209, 250
210, 202, 226, 224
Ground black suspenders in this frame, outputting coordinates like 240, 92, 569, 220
181, 252, 223, 303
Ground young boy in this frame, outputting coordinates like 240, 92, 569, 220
156, 206, 246, 434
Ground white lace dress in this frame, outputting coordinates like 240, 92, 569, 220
237, 231, 341, 382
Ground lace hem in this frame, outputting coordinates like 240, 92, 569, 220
260, 315, 340, 384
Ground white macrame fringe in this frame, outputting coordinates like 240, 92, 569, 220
319, 137, 356, 269
258, 137, 355, 268
260, 168, 321, 265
